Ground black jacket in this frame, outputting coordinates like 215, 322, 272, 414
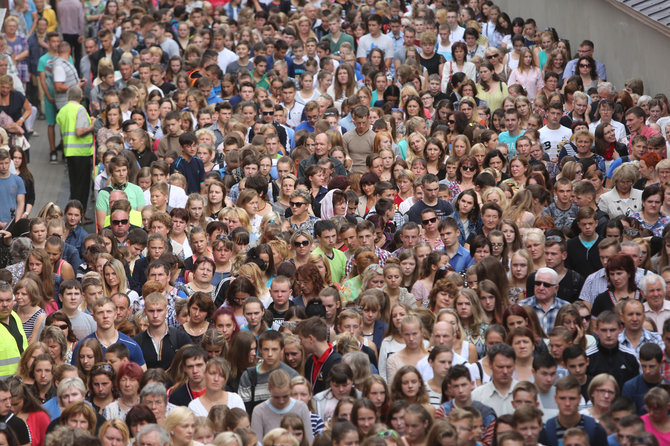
526, 269, 584, 303
565, 235, 602, 278
304, 347, 342, 394
134, 327, 192, 370
89, 48, 124, 78
586, 343, 639, 390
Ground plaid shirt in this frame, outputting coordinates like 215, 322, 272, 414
345, 246, 390, 277
518, 295, 569, 334
618, 329, 665, 359
131, 287, 185, 328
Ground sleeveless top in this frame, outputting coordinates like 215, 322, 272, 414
23, 308, 45, 340
55, 259, 65, 275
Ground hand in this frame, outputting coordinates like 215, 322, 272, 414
0, 223, 7, 230
78, 36, 84, 43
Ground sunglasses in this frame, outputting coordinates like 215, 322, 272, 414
579, 63, 590, 68
486, 54, 497, 59
448, 120, 455, 124
461, 165, 476, 171
582, 314, 592, 321
293, 240, 310, 247
111, 219, 129, 225
54, 323, 69, 330
422, 217, 438, 225
535, 281, 556, 288
290, 201, 307, 207
262, 111, 275, 116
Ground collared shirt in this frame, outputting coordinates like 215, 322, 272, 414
518, 295, 569, 334
579, 268, 647, 304
311, 344, 334, 385
618, 329, 664, 359
644, 300, 670, 332
447, 245, 474, 273
471, 379, 518, 416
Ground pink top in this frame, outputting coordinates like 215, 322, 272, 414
507, 67, 544, 100
642, 414, 670, 446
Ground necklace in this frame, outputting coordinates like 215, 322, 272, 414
187, 322, 208, 334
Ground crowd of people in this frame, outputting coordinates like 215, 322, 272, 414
0, 1, 670, 446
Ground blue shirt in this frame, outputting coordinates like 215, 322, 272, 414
518, 295, 569, 334
448, 245, 474, 273
71, 331, 146, 366
171, 156, 205, 194
295, 121, 314, 133
621, 374, 670, 414
0, 174, 26, 222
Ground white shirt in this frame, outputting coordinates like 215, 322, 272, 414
589, 119, 627, 142
644, 300, 670, 332
539, 125, 573, 159
218, 48, 239, 74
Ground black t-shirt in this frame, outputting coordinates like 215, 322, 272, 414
419, 52, 445, 76
406, 199, 454, 225
1, 413, 30, 445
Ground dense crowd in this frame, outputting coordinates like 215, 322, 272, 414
0, 1, 669, 446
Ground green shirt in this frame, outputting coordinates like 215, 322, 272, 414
312, 247, 347, 284
252, 71, 270, 90
323, 32, 355, 56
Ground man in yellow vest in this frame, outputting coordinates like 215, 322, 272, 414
0, 282, 27, 379
56, 86, 95, 214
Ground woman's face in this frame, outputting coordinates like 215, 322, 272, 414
67, 413, 90, 431
79, 346, 96, 371
643, 192, 662, 216
592, 381, 617, 409
501, 224, 516, 244
616, 177, 633, 195
31, 223, 47, 243
510, 160, 525, 179
337, 68, 349, 85
416, 246, 431, 266
488, 155, 503, 171
406, 100, 421, 117
101, 427, 125, 446
189, 303, 208, 325
506, 315, 528, 331
512, 335, 533, 359
380, 149, 394, 168
460, 103, 473, 120
173, 418, 195, 445
391, 305, 408, 329
400, 371, 420, 398
425, 144, 440, 162
479, 290, 496, 313
14, 287, 30, 308
489, 235, 504, 257
399, 258, 416, 279
608, 269, 630, 290
402, 322, 422, 350
104, 265, 119, 288
215, 314, 236, 340
453, 47, 465, 62
435, 291, 453, 310
526, 239, 544, 260
404, 413, 426, 443
455, 295, 473, 319
190, 234, 207, 254
119, 375, 140, 397
293, 236, 311, 256
453, 140, 468, 157
205, 365, 225, 391
561, 315, 579, 336
458, 193, 475, 215
281, 179, 295, 199
284, 343, 303, 369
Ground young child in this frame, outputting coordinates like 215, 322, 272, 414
251, 56, 270, 89
193, 417, 215, 445
171, 132, 205, 195
149, 182, 170, 212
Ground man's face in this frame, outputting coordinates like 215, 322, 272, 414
423, 181, 439, 203
517, 420, 542, 446
482, 209, 499, 230
354, 116, 369, 135
641, 358, 661, 382
48, 36, 61, 52
318, 229, 338, 249
110, 211, 130, 238
100, 34, 113, 51
314, 134, 329, 157
260, 339, 282, 368
547, 108, 562, 126
94, 303, 116, 329
0, 391, 12, 416
556, 184, 572, 205
112, 295, 130, 323
505, 113, 518, 131
555, 389, 581, 417
491, 353, 515, 386
565, 355, 589, 380
512, 390, 536, 408
644, 279, 665, 309
0, 60, 8, 76
145, 302, 167, 328
625, 113, 644, 132
534, 272, 557, 302
367, 21, 380, 35
449, 376, 472, 405
577, 45, 594, 58
597, 321, 621, 348
112, 165, 128, 184
402, 228, 420, 249
184, 356, 206, 384
62, 288, 82, 312
533, 366, 557, 393
358, 230, 374, 249
621, 301, 644, 332
617, 425, 644, 446
148, 266, 169, 289
544, 244, 565, 269
577, 217, 596, 238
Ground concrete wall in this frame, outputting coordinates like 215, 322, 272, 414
495, 0, 670, 96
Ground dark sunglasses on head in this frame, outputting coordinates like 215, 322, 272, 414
111, 219, 129, 225
422, 217, 438, 225
461, 165, 476, 171
293, 240, 310, 247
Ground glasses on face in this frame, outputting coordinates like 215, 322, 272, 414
111, 219, 129, 225
579, 63, 590, 68
293, 240, 310, 247
486, 54, 497, 59
582, 314, 592, 321
54, 323, 69, 330
461, 165, 476, 171
290, 201, 306, 207
262, 111, 274, 116
448, 120, 455, 124
422, 217, 438, 225
535, 281, 556, 288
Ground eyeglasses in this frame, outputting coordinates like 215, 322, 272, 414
579, 63, 591, 68
582, 314, 592, 321
461, 165, 476, 171
486, 54, 497, 59
595, 388, 616, 396
262, 111, 275, 116
111, 219, 129, 225
623, 228, 639, 237
448, 120, 455, 124
293, 240, 310, 247
535, 281, 556, 288
422, 217, 438, 225
290, 201, 307, 207
54, 323, 69, 330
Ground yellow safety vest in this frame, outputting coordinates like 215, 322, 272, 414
56, 101, 94, 157
0, 312, 28, 379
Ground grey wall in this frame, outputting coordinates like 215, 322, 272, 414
495, 0, 670, 96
